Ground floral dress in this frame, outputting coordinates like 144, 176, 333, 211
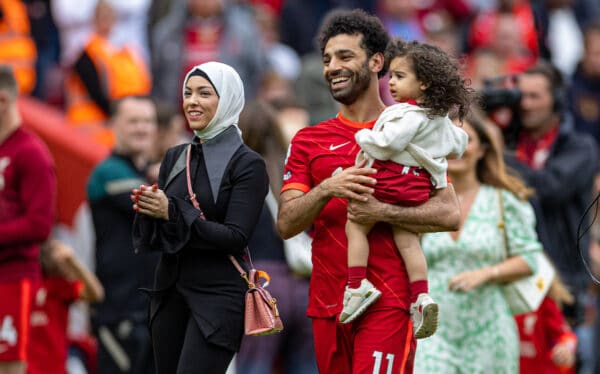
414, 185, 542, 374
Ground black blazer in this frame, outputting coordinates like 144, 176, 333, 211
133, 134, 269, 351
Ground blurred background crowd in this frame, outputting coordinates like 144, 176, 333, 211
2, 0, 600, 373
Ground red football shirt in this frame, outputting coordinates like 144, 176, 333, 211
28, 277, 83, 374
282, 114, 410, 318
516, 297, 577, 374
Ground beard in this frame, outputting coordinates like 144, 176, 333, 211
328, 61, 372, 106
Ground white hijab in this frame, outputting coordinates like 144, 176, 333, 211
182, 61, 245, 140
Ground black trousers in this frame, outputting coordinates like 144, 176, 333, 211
151, 288, 235, 374
94, 320, 154, 374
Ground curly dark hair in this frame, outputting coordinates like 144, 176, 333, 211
385, 39, 474, 120
317, 9, 390, 78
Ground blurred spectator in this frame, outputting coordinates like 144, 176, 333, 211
86, 95, 159, 374
377, 0, 425, 41
415, 109, 542, 373
503, 62, 598, 371
423, 11, 463, 58
0, 0, 37, 95
236, 100, 318, 374
468, 0, 538, 73
146, 101, 188, 183
253, 2, 301, 81
257, 70, 294, 105
376, 0, 426, 105
0, 64, 56, 374
466, 49, 505, 89
279, 0, 376, 57
541, 0, 584, 76
293, 52, 339, 125
147, 0, 176, 45
568, 20, 600, 147
23, 0, 61, 101
532, 0, 600, 75
151, 0, 267, 106
28, 239, 104, 374
516, 270, 578, 374
65, 1, 151, 146
52, 0, 151, 67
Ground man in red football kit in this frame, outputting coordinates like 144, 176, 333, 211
0, 64, 56, 374
277, 9, 461, 374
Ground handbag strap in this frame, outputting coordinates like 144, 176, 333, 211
184, 144, 254, 288
497, 188, 509, 259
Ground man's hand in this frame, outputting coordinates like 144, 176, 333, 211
347, 194, 382, 226
318, 162, 377, 202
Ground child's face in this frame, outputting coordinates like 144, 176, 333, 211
388, 56, 426, 103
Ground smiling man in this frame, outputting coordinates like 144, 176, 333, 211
277, 9, 461, 374
86, 95, 160, 374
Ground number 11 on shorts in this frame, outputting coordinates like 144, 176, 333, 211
372, 351, 395, 374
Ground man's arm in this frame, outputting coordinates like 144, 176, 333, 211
347, 184, 461, 233
277, 164, 377, 239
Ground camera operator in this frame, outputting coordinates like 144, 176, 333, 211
503, 61, 597, 349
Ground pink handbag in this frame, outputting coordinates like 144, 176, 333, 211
185, 145, 283, 336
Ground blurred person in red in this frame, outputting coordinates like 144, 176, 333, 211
467, 0, 538, 77
151, 0, 267, 107
0, 64, 56, 374
65, 1, 151, 146
516, 270, 577, 374
468, 0, 538, 60
27, 239, 104, 374
0, 0, 37, 95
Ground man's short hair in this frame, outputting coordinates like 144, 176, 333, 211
523, 61, 566, 113
109, 95, 155, 117
317, 8, 390, 78
0, 64, 18, 98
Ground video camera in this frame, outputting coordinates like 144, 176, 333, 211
478, 75, 522, 148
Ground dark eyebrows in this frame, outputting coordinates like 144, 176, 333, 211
184, 84, 215, 92
323, 48, 356, 58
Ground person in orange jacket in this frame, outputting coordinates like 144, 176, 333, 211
0, 0, 37, 95
65, 0, 151, 147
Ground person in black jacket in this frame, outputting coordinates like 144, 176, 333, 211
504, 62, 598, 371
131, 61, 269, 374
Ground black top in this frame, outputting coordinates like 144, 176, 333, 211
87, 152, 159, 325
133, 132, 269, 351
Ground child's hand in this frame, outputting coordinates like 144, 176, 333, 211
551, 341, 576, 368
49, 239, 75, 264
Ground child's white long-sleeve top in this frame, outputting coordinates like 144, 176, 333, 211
355, 103, 468, 188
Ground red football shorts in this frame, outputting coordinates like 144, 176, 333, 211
0, 280, 33, 362
371, 160, 432, 206
312, 306, 416, 374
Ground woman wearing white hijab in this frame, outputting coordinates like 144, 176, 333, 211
131, 62, 269, 373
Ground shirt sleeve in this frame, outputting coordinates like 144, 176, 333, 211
539, 297, 577, 350
0, 139, 56, 246
46, 278, 83, 302
281, 130, 312, 193
355, 112, 423, 161
501, 189, 543, 271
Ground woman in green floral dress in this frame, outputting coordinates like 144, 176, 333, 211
414, 111, 543, 373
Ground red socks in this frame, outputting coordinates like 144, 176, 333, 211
348, 266, 367, 289
410, 280, 428, 304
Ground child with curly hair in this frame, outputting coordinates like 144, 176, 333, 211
340, 39, 474, 339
